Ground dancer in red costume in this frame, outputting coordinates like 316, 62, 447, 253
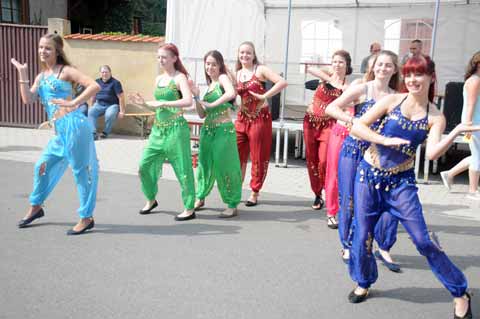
304, 50, 351, 229
235, 41, 287, 206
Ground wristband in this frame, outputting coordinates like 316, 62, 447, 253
193, 96, 200, 101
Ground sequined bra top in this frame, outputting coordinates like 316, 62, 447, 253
306, 82, 343, 129
203, 83, 232, 123
370, 96, 429, 170
236, 70, 267, 114
38, 73, 73, 120
153, 79, 183, 121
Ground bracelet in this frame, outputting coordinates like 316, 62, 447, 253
193, 96, 200, 101
19, 80, 29, 84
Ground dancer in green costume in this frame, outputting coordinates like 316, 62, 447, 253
129, 43, 196, 221
191, 50, 242, 217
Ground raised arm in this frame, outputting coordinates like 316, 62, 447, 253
51, 66, 100, 108
145, 73, 193, 109
306, 64, 332, 83
190, 82, 206, 119
203, 74, 236, 108
255, 65, 288, 99
11, 58, 40, 104
325, 82, 366, 122
425, 107, 480, 160
351, 94, 410, 146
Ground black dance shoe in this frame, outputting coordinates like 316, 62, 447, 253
139, 200, 158, 215
312, 195, 324, 210
66, 219, 95, 236
454, 292, 472, 319
174, 212, 196, 221
348, 288, 369, 304
18, 208, 45, 228
245, 200, 257, 207
374, 250, 401, 273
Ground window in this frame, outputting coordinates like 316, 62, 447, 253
301, 20, 342, 65
133, 17, 143, 35
1, 0, 21, 23
384, 18, 433, 58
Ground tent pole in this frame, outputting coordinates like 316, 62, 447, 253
280, 0, 292, 125
430, 0, 440, 58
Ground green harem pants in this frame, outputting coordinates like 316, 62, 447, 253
196, 122, 242, 208
139, 117, 195, 210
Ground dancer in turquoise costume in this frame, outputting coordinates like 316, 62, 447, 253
130, 43, 196, 221
11, 33, 100, 235
191, 50, 242, 218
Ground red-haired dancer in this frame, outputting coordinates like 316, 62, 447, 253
304, 50, 351, 229
235, 41, 287, 206
130, 43, 196, 221
347, 55, 477, 319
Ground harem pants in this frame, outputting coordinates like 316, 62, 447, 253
139, 117, 195, 210
196, 122, 242, 208
29, 110, 98, 218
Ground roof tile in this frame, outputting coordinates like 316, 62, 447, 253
64, 33, 164, 43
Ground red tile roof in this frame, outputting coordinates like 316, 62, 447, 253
64, 33, 164, 43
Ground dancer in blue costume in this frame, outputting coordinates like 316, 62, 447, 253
347, 55, 477, 319
11, 33, 100, 235
326, 51, 401, 270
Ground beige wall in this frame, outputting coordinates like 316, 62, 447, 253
64, 39, 160, 135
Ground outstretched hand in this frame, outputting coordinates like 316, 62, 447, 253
50, 98, 75, 108
456, 123, 480, 133
199, 100, 212, 109
249, 91, 266, 101
382, 137, 410, 147
11, 58, 28, 73
128, 92, 145, 105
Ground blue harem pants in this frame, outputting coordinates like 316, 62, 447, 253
29, 110, 98, 218
349, 161, 468, 297
337, 138, 398, 251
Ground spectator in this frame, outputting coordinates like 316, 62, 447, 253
88, 65, 125, 139
360, 42, 381, 73
401, 39, 423, 65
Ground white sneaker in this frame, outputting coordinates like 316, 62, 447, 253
440, 171, 452, 191
465, 192, 480, 200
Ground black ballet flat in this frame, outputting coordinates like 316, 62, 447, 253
312, 195, 324, 210
374, 250, 401, 273
66, 219, 94, 236
245, 200, 257, 207
18, 208, 45, 228
348, 288, 369, 304
139, 200, 158, 215
454, 292, 472, 319
174, 212, 196, 221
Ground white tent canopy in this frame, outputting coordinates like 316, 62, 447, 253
166, 0, 480, 108
264, 0, 476, 6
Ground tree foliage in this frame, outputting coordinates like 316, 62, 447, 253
103, 0, 166, 36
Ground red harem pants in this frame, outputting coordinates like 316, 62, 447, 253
303, 114, 333, 197
235, 108, 272, 193
325, 123, 349, 217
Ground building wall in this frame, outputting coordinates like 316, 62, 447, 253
265, 4, 480, 105
64, 39, 160, 134
29, 0, 68, 25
